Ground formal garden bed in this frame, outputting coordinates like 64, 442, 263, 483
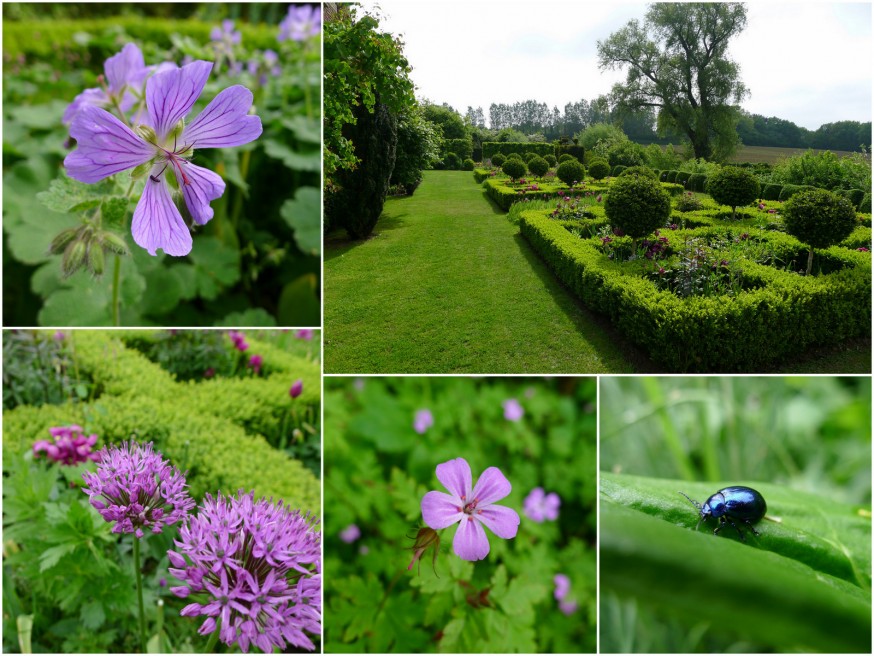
2, 329, 321, 653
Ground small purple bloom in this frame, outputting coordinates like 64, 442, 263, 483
64, 61, 262, 256
856, 247, 870, 252
340, 524, 360, 543
248, 354, 263, 374
554, 573, 570, 600
229, 330, 249, 352
81, 440, 194, 538
159, 578, 168, 588
290, 379, 304, 398
296, 329, 314, 340
503, 398, 524, 422
278, 4, 322, 42
421, 457, 520, 561
211, 19, 242, 45
413, 409, 434, 434
169, 490, 321, 652
53, 331, 66, 341
559, 599, 578, 615
524, 487, 561, 522
33, 425, 99, 466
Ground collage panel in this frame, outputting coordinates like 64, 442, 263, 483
1, 329, 322, 653
3, 3, 321, 327
598, 376, 872, 653
323, 377, 597, 653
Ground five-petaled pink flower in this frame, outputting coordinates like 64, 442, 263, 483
65, 60, 262, 257
421, 457, 520, 561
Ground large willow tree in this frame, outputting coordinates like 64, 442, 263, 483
598, 3, 749, 161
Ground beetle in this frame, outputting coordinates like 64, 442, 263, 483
679, 486, 767, 541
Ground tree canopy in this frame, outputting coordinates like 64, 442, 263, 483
598, 2, 749, 161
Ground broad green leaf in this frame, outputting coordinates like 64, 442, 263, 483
79, 600, 106, 630
219, 149, 249, 195
6, 100, 68, 130
188, 236, 240, 299
262, 138, 321, 172
213, 308, 277, 327
139, 267, 185, 317
39, 543, 77, 572
37, 175, 116, 214
281, 115, 321, 143
280, 186, 321, 255
277, 274, 320, 327
601, 472, 871, 653
100, 196, 131, 229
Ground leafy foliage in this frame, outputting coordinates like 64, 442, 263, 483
555, 160, 585, 187
501, 159, 527, 182
604, 175, 671, 241
706, 167, 761, 219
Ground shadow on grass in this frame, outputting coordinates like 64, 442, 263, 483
324, 210, 411, 263
480, 190, 507, 216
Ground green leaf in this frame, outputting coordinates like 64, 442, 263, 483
212, 308, 277, 327
262, 139, 321, 172
219, 150, 249, 195
6, 100, 68, 130
100, 196, 131, 229
37, 175, 117, 214
16, 614, 33, 654
39, 543, 77, 572
277, 274, 320, 327
79, 600, 106, 630
280, 186, 321, 255
281, 116, 321, 143
600, 472, 872, 653
188, 236, 240, 300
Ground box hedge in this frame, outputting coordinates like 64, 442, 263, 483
762, 183, 783, 201
687, 173, 709, 193
482, 142, 554, 159
473, 168, 493, 184
519, 210, 871, 372
779, 184, 817, 201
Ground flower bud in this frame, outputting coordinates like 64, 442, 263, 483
62, 240, 87, 278
88, 244, 105, 276
49, 228, 79, 255
100, 231, 130, 256
134, 124, 158, 145
408, 526, 440, 574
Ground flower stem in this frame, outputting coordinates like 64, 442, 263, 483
111, 254, 121, 327
203, 622, 220, 653
133, 537, 146, 653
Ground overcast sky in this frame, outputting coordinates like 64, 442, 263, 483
362, 0, 872, 130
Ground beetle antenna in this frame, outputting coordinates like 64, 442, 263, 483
678, 491, 701, 511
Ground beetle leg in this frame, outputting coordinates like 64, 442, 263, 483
725, 517, 746, 541
713, 517, 723, 535
744, 519, 761, 537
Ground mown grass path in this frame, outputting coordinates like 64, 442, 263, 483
324, 171, 640, 373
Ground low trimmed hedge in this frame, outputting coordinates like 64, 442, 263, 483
687, 173, 708, 192
675, 171, 692, 187
473, 168, 493, 183
779, 184, 817, 201
519, 210, 871, 372
762, 184, 783, 201
482, 142, 554, 160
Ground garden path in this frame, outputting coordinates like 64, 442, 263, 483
324, 170, 640, 373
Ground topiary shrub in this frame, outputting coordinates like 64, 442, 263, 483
860, 193, 872, 213
675, 171, 692, 187
507, 152, 524, 162
604, 175, 671, 252
778, 184, 816, 202
588, 158, 611, 180
556, 159, 586, 187
618, 166, 657, 180
544, 154, 557, 167
523, 152, 538, 163
558, 153, 577, 164
502, 158, 527, 182
836, 188, 866, 209
443, 153, 462, 170
762, 183, 783, 201
706, 166, 761, 220
462, 158, 475, 171
688, 173, 708, 192
612, 165, 627, 177
528, 156, 549, 178
665, 170, 679, 183
783, 189, 858, 275
490, 152, 506, 168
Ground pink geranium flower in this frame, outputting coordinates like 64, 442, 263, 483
421, 457, 520, 561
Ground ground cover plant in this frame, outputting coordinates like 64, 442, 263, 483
3, 4, 321, 326
2, 328, 321, 653
599, 376, 871, 653
324, 377, 597, 653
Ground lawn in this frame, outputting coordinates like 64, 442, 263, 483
324, 171, 641, 373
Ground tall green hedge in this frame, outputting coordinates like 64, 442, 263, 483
482, 142, 553, 160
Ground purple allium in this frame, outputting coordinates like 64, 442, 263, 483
211, 19, 242, 45
339, 524, 360, 543
421, 457, 520, 561
413, 409, 434, 434
64, 61, 262, 257
248, 354, 263, 374
503, 398, 524, 422
33, 425, 99, 466
278, 5, 322, 42
295, 329, 314, 340
229, 330, 249, 352
81, 440, 194, 538
290, 379, 304, 398
169, 490, 321, 653
554, 573, 570, 600
524, 487, 561, 522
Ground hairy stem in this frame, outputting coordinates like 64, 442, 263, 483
133, 537, 146, 653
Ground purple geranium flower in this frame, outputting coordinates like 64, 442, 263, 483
169, 490, 321, 652
340, 524, 360, 543
64, 61, 262, 256
503, 398, 524, 421
33, 425, 100, 466
211, 19, 242, 45
81, 440, 194, 538
524, 487, 561, 522
278, 4, 322, 42
413, 409, 433, 434
421, 457, 520, 561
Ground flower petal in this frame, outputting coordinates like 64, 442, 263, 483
131, 169, 193, 256
182, 85, 262, 149
471, 466, 512, 505
453, 516, 490, 561
435, 457, 472, 500
178, 161, 225, 225
476, 503, 520, 540
421, 491, 463, 530
104, 43, 146, 92
65, 105, 154, 183
147, 60, 212, 139
63, 87, 108, 125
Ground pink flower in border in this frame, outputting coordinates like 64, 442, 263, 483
421, 457, 520, 561
229, 330, 249, 351
278, 4, 322, 42
248, 354, 263, 374
413, 409, 434, 434
559, 599, 578, 615
554, 573, 570, 600
523, 487, 561, 522
33, 425, 100, 466
65, 60, 262, 257
290, 379, 303, 398
503, 398, 524, 421
295, 329, 314, 340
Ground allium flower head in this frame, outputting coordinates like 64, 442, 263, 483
503, 398, 524, 421
169, 490, 321, 652
290, 379, 304, 398
81, 440, 194, 538
278, 5, 322, 42
413, 409, 434, 434
524, 487, 561, 522
65, 60, 262, 256
33, 425, 99, 466
421, 457, 520, 561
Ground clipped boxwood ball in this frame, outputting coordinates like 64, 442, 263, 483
544, 154, 557, 167
502, 158, 527, 181
558, 153, 577, 164
556, 159, 585, 186
523, 152, 538, 162
491, 153, 506, 167
462, 158, 475, 171
604, 175, 671, 241
783, 189, 857, 250
587, 158, 611, 180
528, 156, 549, 177
618, 165, 657, 180
507, 152, 524, 162
706, 166, 760, 219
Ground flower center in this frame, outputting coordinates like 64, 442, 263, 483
462, 497, 480, 516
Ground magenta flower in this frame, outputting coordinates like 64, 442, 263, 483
421, 457, 520, 561
229, 330, 249, 351
554, 573, 570, 600
169, 490, 321, 652
248, 354, 263, 374
65, 60, 262, 256
296, 329, 314, 340
413, 409, 434, 434
340, 524, 360, 543
278, 4, 322, 42
33, 425, 99, 466
290, 379, 304, 398
523, 487, 561, 522
503, 398, 524, 422
53, 331, 67, 341
81, 440, 194, 538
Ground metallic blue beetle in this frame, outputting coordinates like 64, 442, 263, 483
679, 486, 767, 541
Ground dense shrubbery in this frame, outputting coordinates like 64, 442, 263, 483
491, 152, 507, 167
587, 158, 611, 180
556, 160, 586, 186
604, 176, 671, 247
502, 158, 527, 181
770, 150, 872, 192
706, 167, 761, 219
618, 166, 657, 180
528, 156, 549, 178
482, 142, 553, 159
